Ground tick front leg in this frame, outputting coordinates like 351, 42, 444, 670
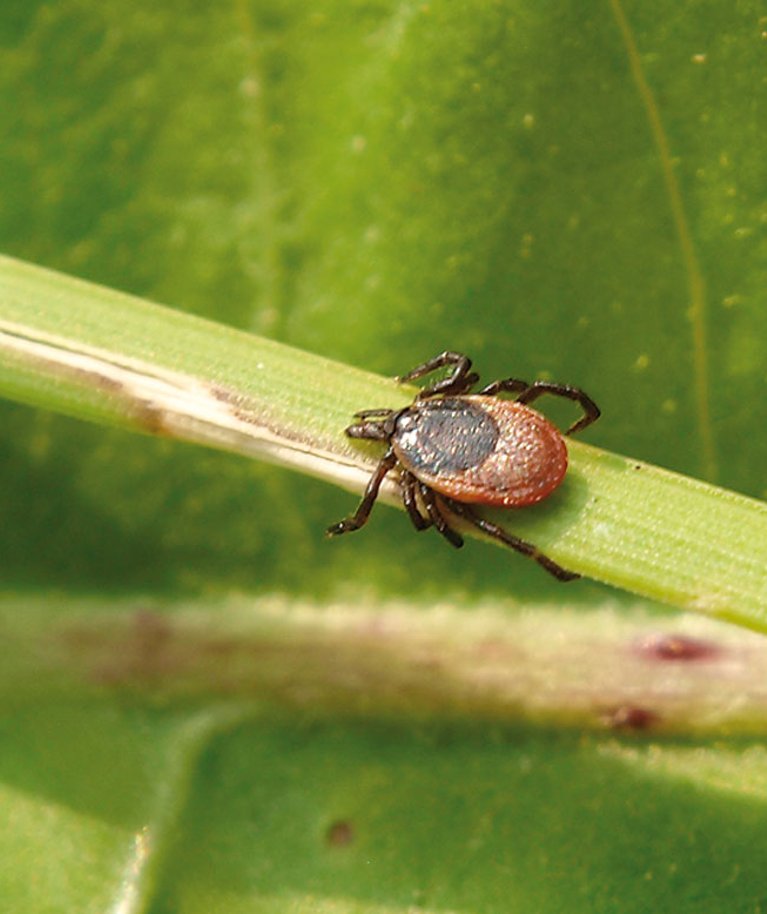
397, 351, 479, 399
514, 381, 601, 435
327, 449, 398, 537
353, 408, 395, 420
445, 499, 580, 581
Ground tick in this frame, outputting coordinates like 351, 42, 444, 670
327, 351, 600, 580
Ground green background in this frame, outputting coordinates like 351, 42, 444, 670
1, 1, 766, 911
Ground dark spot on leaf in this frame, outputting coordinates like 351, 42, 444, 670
325, 819, 355, 848
604, 705, 659, 730
640, 634, 720, 662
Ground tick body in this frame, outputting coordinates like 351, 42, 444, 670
327, 351, 600, 581
392, 396, 567, 508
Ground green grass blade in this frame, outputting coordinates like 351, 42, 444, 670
1, 254, 766, 629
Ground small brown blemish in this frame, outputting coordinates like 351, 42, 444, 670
209, 383, 240, 405
640, 634, 721, 662
604, 706, 659, 731
203, 637, 240, 658
74, 366, 172, 436
209, 382, 268, 429
209, 383, 255, 419
114, 610, 173, 683
85, 608, 175, 688
130, 609, 173, 653
87, 372, 125, 395
130, 400, 173, 436
81, 369, 169, 435
325, 819, 355, 848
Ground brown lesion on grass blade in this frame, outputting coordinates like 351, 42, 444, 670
98, 609, 175, 686
637, 633, 722, 662
126, 398, 177, 436
603, 705, 660, 731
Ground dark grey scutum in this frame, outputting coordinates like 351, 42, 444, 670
393, 398, 499, 476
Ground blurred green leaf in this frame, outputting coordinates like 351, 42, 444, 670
1, 1, 766, 911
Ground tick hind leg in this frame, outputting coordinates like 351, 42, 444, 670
418, 484, 464, 548
515, 381, 600, 435
397, 351, 480, 399
477, 377, 530, 397
327, 449, 398, 537
401, 472, 432, 531
444, 499, 580, 581
478, 377, 600, 436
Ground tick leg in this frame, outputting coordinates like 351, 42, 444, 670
326, 449, 398, 537
476, 377, 530, 397
353, 408, 395, 419
445, 499, 580, 581
401, 472, 432, 531
514, 382, 601, 436
419, 484, 464, 548
397, 351, 479, 399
